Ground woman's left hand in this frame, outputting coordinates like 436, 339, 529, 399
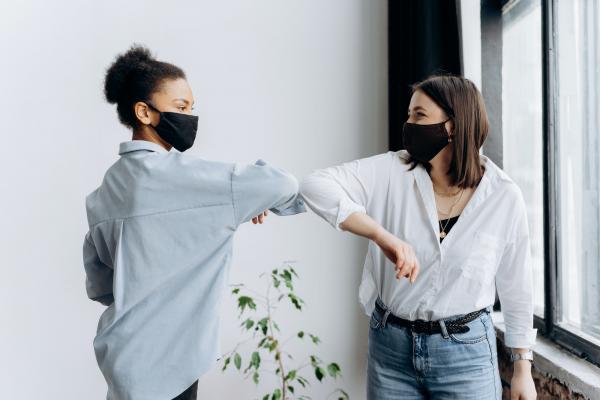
511, 363, 537, 400
252, 210, 269, 224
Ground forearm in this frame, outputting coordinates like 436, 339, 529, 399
338, 211, 387, 241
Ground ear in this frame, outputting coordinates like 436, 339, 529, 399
134, 101, 154, 125
445, 119, 454, 136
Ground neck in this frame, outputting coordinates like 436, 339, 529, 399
132, 125, 172, 151
429, 146, 454, 189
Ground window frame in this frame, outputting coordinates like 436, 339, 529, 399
493, 0, 600, 367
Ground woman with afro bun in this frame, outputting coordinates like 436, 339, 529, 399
83, 44, 306, 400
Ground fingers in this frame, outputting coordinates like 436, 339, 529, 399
410, 258, 420, 283
395, 246, 419, 283
251, 211, 269, 224
395, 248, 411, 279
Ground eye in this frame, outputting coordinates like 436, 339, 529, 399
178, 106, 186, 111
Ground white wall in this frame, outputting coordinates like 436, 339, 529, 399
0, 1, 388, 399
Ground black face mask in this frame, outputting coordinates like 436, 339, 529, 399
146, 101, 199, 152
402, 118, 452, 162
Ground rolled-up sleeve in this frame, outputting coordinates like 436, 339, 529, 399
299, 152, 390, 231
495, 187, 538, 348
231, 159, 306, 226
83, 231, 114, 306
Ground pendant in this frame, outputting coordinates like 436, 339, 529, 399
440, 230, 447, 239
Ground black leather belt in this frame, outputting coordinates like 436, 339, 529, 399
374, 301, 488, 335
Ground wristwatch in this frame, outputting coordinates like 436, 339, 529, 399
510, 350, 534, 363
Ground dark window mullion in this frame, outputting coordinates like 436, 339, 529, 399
541, 0, 558, 338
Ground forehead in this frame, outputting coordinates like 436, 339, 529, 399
154, 78, 194, 102
408, 89, 437, 110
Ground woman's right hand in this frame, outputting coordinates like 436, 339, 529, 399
373, 230, 420, 283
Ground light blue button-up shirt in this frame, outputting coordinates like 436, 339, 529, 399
83, 140, 306, 400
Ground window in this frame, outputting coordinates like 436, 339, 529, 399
501, 0, 545, 317
554, 0, 600, 347
498, 0, 600, 365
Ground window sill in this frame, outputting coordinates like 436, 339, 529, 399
492, 312, 600, 399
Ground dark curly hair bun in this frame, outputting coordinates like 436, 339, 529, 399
104, 45, 154, 104
104, 44, 186, 128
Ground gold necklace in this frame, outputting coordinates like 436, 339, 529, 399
433, 185, 462, 197
439, 217, 453, 239
436, 188, 464, 216
436, 189, 464, 238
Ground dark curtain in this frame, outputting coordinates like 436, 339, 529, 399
388, 0, 463, 151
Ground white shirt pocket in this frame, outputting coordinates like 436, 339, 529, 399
460, 230, 506, 285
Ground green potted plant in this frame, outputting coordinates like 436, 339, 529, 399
221, 263, 350, 400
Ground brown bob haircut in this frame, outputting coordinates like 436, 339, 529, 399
404, 73, 489, 188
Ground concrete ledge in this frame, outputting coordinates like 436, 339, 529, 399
492, 312, 600, 400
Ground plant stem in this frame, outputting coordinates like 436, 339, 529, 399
266, 282, 288, 400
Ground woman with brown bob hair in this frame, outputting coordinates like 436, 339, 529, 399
300, 73, 537, 399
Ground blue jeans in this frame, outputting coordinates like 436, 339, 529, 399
367, 298, 502, 399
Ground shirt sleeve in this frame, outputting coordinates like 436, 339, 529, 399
83, 231, 114, 306
231, 159, 306, 226
495, 186, 538, 349
298, 152, 391, 231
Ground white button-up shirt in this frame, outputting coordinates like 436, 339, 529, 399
299, 150, 537, 349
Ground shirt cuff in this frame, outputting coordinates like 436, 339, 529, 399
335, 197, 366, 232
270, 195, 307, 216
503, 327, 538, 349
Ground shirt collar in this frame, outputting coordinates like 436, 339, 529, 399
411, 151, 503, 248
118, 140, 170, 155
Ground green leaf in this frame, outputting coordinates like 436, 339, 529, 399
297, 331, 305, 339
253, 371, 260, 385
257, 318, 269, 335
238, 296, 257, 314
268, 339, 278, 352
285, 280, 294, 290
231, 288, 240, 294
290, 266, 299, 278
262, 395, 269, 400
309, 334, 321, 345
288, 293, 303, 310
296, 376, 308, 387
234, 353, 241, 370
271, 388, 281, 400
314, 366, 325, 382
241, 318, 254, 330
251, 351, 261, 369
221, 356, 230, 371
327, 362, 341, 378
285, 370, 297, 381
280, 269, 292, 281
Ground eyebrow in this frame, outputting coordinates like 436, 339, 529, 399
407, 106, 426, 113
173, 98, 195, 106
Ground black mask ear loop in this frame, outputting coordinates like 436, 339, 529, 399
144, 101, 161, 129
443, 117, 453, 143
